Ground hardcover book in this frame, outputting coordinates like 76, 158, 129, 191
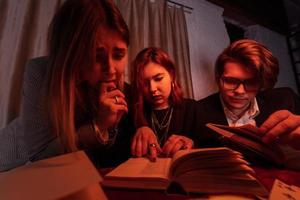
102, 147, 268, 197
206, 123, 286, 167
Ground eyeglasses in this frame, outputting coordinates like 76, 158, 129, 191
221, 76, 261, 92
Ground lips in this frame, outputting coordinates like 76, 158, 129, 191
152, 95, 163, 101
99, 79, 116, 83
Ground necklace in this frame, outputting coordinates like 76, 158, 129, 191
151, 107, 174, 145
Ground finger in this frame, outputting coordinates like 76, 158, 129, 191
259, 110, 291, 133
167, 134, 180, 143
182, 139, 193, 150
148, 144, 158, 162
100, 82, 117, 93
163, 140, 179, 157
142, 135, 149, 156
113, 96, 128, 107
112, 104, 128, 113
180, 137, 193, 150
289, 128, 300, 150
262, 114, 300, 143
169, 140, 185, 156
162, 135, 181, 153
131, 136, 137, 156
106, 89, 126, 99
136, 136, 143, 157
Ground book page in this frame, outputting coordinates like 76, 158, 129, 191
168, 147, 247, 179
106, 157, 171, 179
103, 157, 172, 190
164, 147, 269, 196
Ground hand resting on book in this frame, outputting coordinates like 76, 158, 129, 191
131, 127, 194, 161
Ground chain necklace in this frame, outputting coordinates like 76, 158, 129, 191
151, 107, 174, 145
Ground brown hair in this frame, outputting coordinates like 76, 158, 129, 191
131, 47, 183, 127
47, 0, 129, 152
215, 39, 279, 90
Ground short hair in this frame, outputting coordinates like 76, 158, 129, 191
47, 0, 129, 152
215, 39, 279, 90
131, 47, 183, 127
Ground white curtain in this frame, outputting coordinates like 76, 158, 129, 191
0, 0, 193, 127
115, 0, 194, 98
0, 0, 62, 128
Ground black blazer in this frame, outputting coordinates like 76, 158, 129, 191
193, 87, 300, 148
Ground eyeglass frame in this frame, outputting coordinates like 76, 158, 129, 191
220, 76, 262, 92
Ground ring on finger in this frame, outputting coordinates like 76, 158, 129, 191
114, 96, 119, 104
149, 143, 156, 148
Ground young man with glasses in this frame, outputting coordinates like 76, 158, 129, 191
193, 39, 300, 152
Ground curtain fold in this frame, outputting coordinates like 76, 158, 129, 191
115, 0, 194, 98
0, 0, 61, 128
0, 0, 193, 127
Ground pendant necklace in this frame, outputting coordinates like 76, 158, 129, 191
151, 107, 174, 145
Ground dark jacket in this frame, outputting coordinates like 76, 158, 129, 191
0, 57, 135, 171
193, 87, 300, 148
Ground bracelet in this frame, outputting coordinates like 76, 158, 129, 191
92, 119, 109, 144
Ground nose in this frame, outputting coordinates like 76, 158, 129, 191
101, 55, 116, 75
234, 83, 246, 94
149, 80, 157, 93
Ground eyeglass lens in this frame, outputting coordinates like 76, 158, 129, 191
222, 77, 260, 91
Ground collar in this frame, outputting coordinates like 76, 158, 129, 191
220, 95, 260, 126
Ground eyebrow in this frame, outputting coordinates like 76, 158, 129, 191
152, 73, 164, 79
113, 47, 127, 52
222, 76, 259, 81
96, 47, 127, 51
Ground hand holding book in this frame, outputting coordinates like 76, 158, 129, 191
206, 123, 286, 166
259, 110, 300, 150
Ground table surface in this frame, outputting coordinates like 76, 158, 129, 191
99, 166, 300, 200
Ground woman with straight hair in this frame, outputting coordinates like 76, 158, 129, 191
0, 0, 135, 171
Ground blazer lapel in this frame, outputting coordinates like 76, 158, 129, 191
255, 93, 268, 127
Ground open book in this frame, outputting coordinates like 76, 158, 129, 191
206, 123, 286, 167
102, 147, 268, 197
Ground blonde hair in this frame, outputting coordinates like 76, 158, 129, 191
47, 0, 129, 152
